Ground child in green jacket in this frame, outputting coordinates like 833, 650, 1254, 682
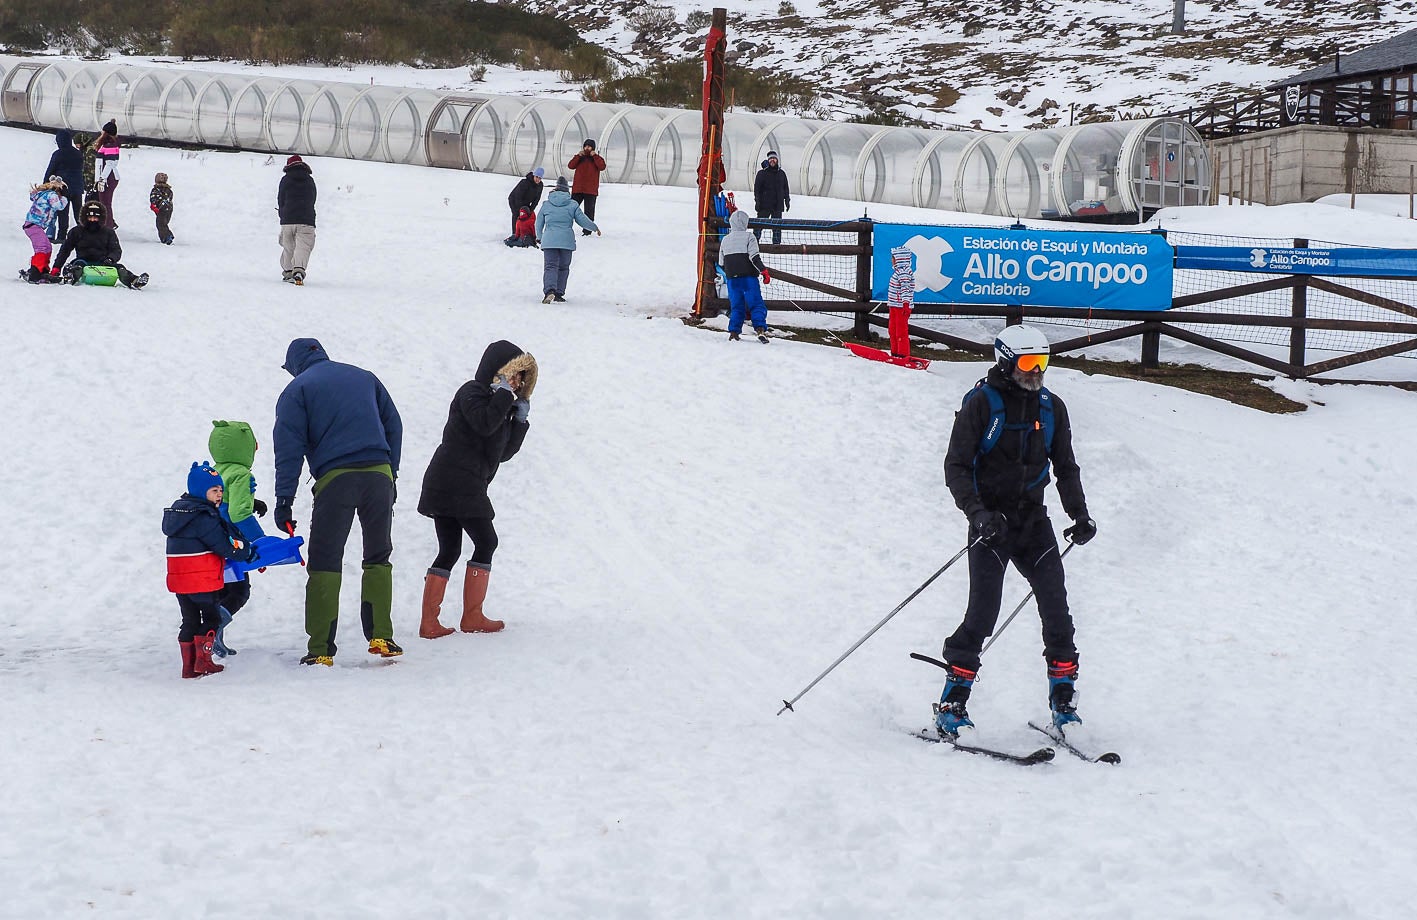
208, 420, 270, 655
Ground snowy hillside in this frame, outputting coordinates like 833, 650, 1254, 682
519, 0, 1417, 129
2, 125, 1416, 917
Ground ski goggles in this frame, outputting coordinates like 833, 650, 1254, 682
1013, 353, 1049, 373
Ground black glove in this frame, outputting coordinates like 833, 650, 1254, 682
252, 498, 268, 518
242, 542, 260, 563
1064, 516, 1097, 546
970, 510, 1008, 546
274, 499, 296, 535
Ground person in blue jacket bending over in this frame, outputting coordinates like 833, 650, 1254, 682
273, 338, 404, 666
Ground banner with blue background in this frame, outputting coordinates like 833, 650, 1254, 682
872, 224, 1174, 311
1174, 246, 1417, 277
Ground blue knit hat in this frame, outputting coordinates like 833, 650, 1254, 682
187, 461, 223, 499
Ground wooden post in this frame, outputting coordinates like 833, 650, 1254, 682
1141, 328, 1161, 369
855, 223, 873, 340
1264, 147, 1272, 205
693, 9, 728, 318
1290, 237, 1308, 373
1227, 144, 1234, 204
1210, 141, 1220, 205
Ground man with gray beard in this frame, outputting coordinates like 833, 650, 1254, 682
933, 324, 1097, 738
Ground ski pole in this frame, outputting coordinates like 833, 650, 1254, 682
979, 540, 1076, 658
778, 538, 979, 715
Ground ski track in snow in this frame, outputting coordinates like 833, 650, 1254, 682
1, 127, 1415, 918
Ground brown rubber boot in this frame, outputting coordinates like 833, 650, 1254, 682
180, 640, 198, 679
459, 566, 505, 633
419, 570, 455, 639
192, 631, 225, 674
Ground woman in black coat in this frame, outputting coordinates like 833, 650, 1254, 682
417, 340, 537, 638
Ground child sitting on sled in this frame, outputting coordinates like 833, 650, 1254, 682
504, 206, 539, 248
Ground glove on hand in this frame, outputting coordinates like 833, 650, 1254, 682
274, 499, 296, 535
150, 204, 159, 213
242, 542, 260, 563
491, 375, 515, 397
970, 510, 1008, 546
252, 498, 268, 518
784, 202, 791, 213
1064, 516, 1097, 546
512, 398, 530, 422
760, 269, 772, 285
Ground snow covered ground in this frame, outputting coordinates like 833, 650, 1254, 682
2, 125, 1416, 917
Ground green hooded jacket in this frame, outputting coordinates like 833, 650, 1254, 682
209, 420, 258, 524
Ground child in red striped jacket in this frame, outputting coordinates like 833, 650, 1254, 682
887, 246, 916, 359
162, 463, 257, 678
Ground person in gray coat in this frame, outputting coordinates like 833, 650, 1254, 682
533, 176, 599, 303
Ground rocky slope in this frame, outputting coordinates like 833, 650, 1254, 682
515, 0, 1417, 129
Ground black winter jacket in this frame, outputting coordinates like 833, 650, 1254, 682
943, 366, 1088, 526
507, 173, 544, 212
42, 131, 85, 200
54, 218, 122, 270
417, 340, 530, 520
278, 163, 317, 226
753, 163, 791, 213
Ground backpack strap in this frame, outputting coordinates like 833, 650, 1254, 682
963, 380, 1056, 486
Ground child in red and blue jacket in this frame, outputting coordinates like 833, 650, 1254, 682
163, 462, 258, 678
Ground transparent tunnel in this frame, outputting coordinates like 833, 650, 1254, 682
0, 56, 1210, 218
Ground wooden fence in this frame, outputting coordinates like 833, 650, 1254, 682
699, 219, 1417, 379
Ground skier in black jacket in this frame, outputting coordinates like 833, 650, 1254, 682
506, 168, 545, 236
752, 150, 791, 244
416, 340, 537, 639
934, 324, 1096, 738
52, 200, 147, 288
41, 130, 85, 242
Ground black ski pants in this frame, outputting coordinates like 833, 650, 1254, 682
942, 513, 1077, 672
307, 470, 394, 573
571, 192, 597, 221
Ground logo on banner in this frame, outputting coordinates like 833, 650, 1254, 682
1249, 249, 1268, 268
1284, 85, 1302, 121
904, 235, 956, 292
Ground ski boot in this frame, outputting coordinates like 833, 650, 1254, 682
933, 664, 977, 738
1048, 659, 1082, 729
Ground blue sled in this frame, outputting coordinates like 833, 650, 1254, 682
225, 534, 305, 580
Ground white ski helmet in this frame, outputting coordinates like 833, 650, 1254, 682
994, 324, 1050, 373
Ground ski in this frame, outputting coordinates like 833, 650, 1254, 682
915, 729, 1055, 765
1027, 721, 1122, 765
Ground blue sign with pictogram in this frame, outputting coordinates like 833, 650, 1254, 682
872, 224, 1175, 311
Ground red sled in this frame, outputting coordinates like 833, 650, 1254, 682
844, 342, 931, 370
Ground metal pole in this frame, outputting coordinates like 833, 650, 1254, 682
979, 542, 1077, 658
778, 539, 978, 715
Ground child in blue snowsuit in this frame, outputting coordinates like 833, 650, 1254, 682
717, 209, 772, 342
162, 463, 258, 678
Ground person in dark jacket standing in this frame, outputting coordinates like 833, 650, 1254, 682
277, 154, 317, 284
567, 139, 606, 236
416, 340, 537, 638
507, 167, 545, 236
273, 338, 404, 665
52, 200, 148, 288
753, 150, 791, 244
933, 324, 1097, 739
41, 129, 84, 242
